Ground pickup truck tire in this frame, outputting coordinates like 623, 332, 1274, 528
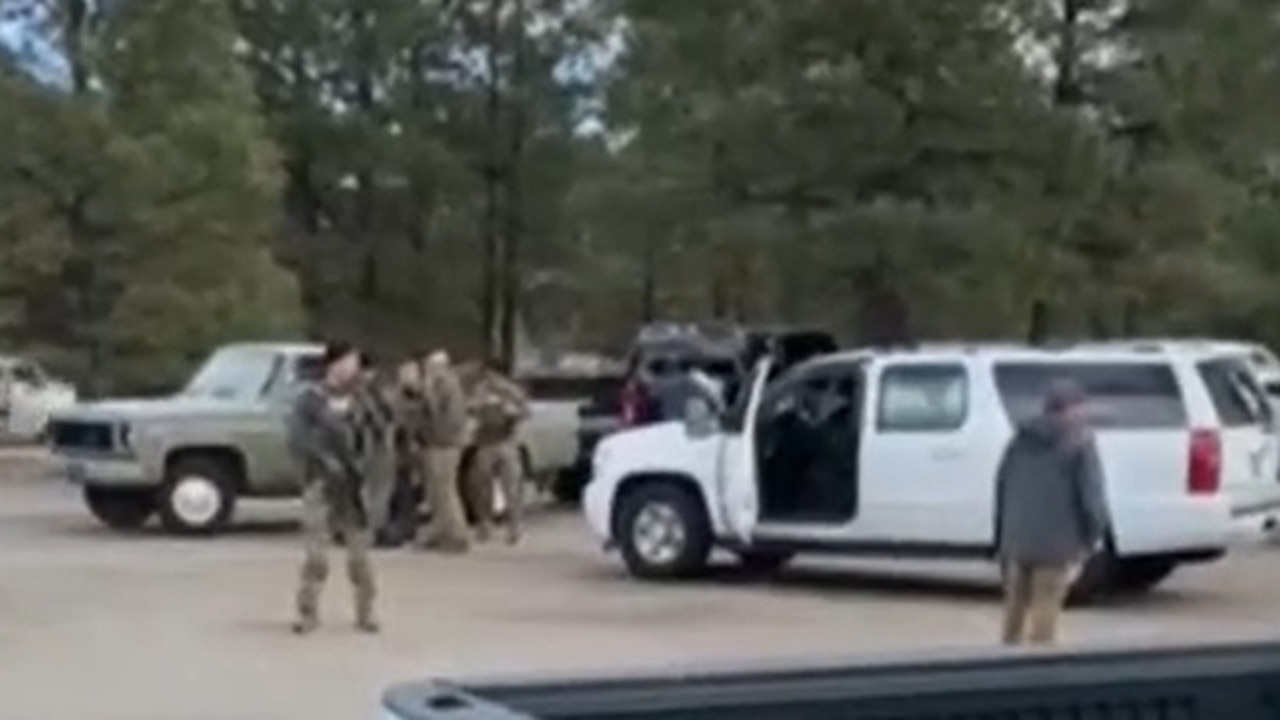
84, 486, 155, 530
617, 481, 712, 580
157, 455, 238, 536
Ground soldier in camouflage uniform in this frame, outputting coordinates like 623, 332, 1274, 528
414, 350, 472, 553
287, 342, 380, 635
377, 359, 428, 547
351, 357, 400, 542
464, 357, 531, 545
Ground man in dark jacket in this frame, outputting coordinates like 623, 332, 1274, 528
995, 380, 1109, 646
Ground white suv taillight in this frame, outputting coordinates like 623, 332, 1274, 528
1188, 428, 1222, 495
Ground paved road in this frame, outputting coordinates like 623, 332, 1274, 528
3, 451, 1280, 720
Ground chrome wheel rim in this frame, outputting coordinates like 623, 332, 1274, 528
632, 501, 686, 566
171, 476, 221, 526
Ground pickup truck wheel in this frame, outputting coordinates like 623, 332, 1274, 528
84, 487, 155, 530
157, 455, 237, 536
617, 482, 711, 580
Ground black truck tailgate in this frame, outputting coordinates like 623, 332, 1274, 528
382, 642, 1280, 719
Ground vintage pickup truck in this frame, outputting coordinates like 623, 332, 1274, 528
47, 342, 579, 535
380, 642, 1280, 719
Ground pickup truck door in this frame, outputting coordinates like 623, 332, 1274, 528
720, 359, 772, 544
248, 353, 308, 492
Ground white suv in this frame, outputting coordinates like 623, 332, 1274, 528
583, 343, 1280, 601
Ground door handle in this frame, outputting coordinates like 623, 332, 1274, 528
930, 447, 964, 461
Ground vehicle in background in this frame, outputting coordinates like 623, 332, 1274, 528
617, 322, 838, 427
617, 323, 746, 427
0, 355, 77, 443
521, 373, 625, 503
47, 342, 579, 535
585, 342, 1280, 602
550, 323, 839, 504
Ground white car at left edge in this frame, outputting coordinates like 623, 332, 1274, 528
0, 355, 78, 443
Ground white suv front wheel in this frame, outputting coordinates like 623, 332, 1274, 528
616, 481, 712, 580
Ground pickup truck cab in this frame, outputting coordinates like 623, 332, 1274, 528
49, 342, 579, 535
584, 343, 1280, 600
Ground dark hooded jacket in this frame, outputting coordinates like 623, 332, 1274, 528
995, 416, 1110, 565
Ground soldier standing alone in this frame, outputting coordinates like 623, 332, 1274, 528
464, 356, 531, 545
415, 349, 472, 553
287, 341, 380, 635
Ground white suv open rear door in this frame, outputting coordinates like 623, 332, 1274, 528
1196, 357, 1280, 517
719, 358, 773, 544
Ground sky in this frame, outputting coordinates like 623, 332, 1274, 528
0, 9, 69, 86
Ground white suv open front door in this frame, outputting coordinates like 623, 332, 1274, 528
719, 359, 773, 544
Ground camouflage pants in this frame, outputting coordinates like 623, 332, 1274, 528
464, 440, 524, 543
296, 481, 376, 625
378, 459, 421, 546
1001, 562, 1072, 646
417, 447, 470, 550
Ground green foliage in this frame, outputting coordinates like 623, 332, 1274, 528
3, 0, 1280, 393
0, 0, 300, 393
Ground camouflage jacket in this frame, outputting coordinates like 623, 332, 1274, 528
349, 374, 400, 528
349, 374, 399, 460
287, 383, 365, 523
469, 370, 530, 444
419, 364, 470, 448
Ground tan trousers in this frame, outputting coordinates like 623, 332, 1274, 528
417, 446, 470, 551
1001, 562, 1072, 646
465, 440, 524, 544
295, 481, 375, 626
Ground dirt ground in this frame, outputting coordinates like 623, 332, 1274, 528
3, 450, 1280, 720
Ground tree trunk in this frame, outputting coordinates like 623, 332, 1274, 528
353, 5, 378, 305
64, 0, 105, 394
478, 0, 504, 358
498, 0, 527, 373
640, 238, 658, 323
852, 253, 912, 347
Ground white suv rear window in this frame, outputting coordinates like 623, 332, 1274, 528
994, 362, 1187, 429
1196, 357, 1272, 428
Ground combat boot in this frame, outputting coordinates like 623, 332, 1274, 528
293, 583, 322, 635
292, 614, 319, 635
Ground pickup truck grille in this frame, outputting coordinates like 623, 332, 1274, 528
49, 420, 116, 452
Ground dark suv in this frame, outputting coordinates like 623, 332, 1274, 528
550, 323, 837, 504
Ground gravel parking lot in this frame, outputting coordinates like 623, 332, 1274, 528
4, 449, 1280, 720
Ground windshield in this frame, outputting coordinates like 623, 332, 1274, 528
182, 347, 279, 401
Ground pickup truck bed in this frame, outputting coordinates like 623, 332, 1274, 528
382, 642, 1280, 719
